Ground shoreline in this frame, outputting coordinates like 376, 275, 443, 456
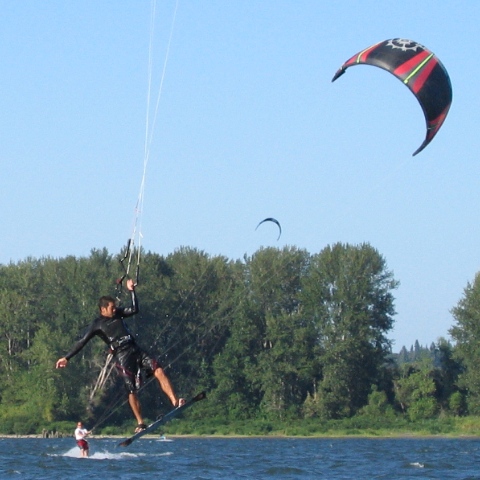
1, 433, 480, 440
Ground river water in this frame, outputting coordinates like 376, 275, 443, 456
1, 436, 479, 479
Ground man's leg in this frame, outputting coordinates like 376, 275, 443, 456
128, 392, 145, 427
153, 367, 184, 407
116, 349, 147, 429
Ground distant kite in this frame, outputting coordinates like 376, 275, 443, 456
332, 38, 452, 156
255, 217, 282, 240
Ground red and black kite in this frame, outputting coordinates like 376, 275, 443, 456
332, 39, 452, 156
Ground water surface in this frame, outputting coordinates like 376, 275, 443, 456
1, 436, 479, 479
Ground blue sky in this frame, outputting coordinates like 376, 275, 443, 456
1, 1, 478, 351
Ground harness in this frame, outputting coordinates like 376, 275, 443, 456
110, 335, 134, 352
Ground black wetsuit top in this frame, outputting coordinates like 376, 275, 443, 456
64, 290, 139, 361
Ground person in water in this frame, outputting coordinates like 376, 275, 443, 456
74, 421, 91, 458
56, 279, 185, 433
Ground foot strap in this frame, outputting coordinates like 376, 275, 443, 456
134, 423, 147, 433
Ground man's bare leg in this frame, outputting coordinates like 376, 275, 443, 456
128, 392, 144, 427
153, 367, 184, 407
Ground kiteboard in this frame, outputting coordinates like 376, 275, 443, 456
118, 391, 206, 447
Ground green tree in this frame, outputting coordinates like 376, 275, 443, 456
301, 243, 398, 418
359, 385, 395, 418
211, 294, 262, 420
245, 247, 317, 418
434, 338, 463, 412
394, 363, 438, 420
136, 248, 236, 408
450, 273, 480, 414
448, 391, 467, 416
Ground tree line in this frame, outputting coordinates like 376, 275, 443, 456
0, 242, 477, 434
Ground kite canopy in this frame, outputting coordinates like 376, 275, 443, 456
332, 38, 452, 156
255, 217, 282, 241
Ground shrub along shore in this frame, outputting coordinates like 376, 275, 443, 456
3, 415, 480, 439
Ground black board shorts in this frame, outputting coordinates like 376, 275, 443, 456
113, 344, 160, 393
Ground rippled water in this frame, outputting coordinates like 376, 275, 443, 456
1, 436, 480, 479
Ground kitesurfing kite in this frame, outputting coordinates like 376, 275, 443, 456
256, 217, 282, 241
332, 38, 452, 156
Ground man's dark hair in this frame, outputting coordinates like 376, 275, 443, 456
98, 295, 116, 310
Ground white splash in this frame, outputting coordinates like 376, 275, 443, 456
57, 446, 143, 460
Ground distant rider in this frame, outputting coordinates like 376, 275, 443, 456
75, 421, 91, 458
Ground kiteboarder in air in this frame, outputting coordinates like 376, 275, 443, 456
56, 279, 185, 433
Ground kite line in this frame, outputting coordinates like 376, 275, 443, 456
117, 0, 179, 295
